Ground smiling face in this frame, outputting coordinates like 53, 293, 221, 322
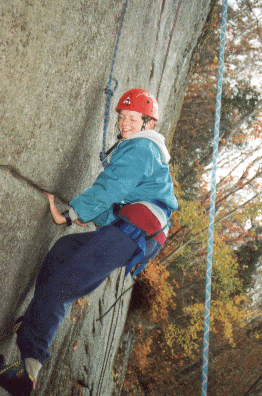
118, 110, 155, 139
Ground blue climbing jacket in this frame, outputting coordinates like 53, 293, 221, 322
69, 130, 178, 225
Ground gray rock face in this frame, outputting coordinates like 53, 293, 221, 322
0, 1, 212, 395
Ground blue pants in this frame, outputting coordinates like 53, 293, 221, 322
17, 224, 161, 364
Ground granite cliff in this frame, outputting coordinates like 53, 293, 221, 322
0, 1, 213, 394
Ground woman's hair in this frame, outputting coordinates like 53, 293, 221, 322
142, 114, 154, 123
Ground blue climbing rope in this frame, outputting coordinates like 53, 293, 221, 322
201, 1, 228, 395
100, 0, 129, 168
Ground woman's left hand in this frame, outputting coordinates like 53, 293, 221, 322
44, 192, 67, 225
45, 192, 89, 227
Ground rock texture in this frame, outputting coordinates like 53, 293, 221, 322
0, 1, 213, 395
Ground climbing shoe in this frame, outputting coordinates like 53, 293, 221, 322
0, 355, 33, 396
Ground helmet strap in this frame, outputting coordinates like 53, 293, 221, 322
141, 120, 147, 131
141, 116, 151, 131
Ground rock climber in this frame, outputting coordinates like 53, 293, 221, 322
0, 88, 178, 395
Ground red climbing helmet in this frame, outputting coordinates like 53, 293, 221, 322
116, 88, 159, 121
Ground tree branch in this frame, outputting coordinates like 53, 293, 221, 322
180, 99, 262, 186
160, 191, 262, 266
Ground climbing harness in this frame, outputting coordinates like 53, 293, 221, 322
100, 0, 129, 168
201, 1, 228, 395
107, 203, 170, 278
95, 202, 171, 321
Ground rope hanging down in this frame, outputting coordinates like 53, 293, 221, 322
201, 1, 228, 395
100, 0, 129, 168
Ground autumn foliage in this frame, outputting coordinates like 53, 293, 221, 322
122, 2, 262, 395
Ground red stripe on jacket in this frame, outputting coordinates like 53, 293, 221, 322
119, 203, 166, 246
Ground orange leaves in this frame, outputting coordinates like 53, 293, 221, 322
251, 116, 262, 139
76, 298, 84, 307
232, 133, 247, 145
168, 219, 181, 235
132, 335, 152, 372
141, 261, 176, 323
73, 341, 78, 351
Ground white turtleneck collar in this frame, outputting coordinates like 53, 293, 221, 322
124, 130, 171, 164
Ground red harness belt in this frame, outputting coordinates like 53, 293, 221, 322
119, 203, 166, 246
